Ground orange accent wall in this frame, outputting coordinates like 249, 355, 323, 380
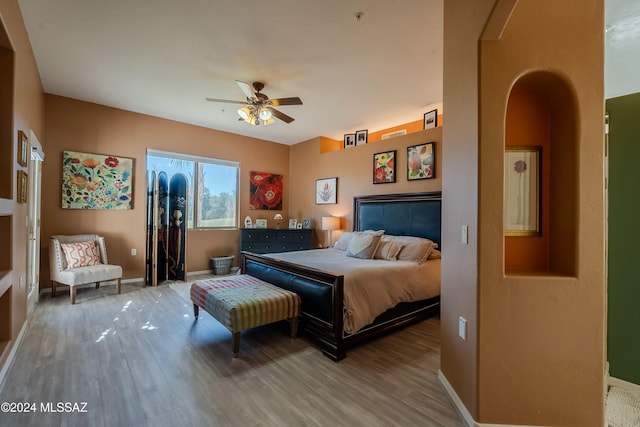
289, 128, 442, 248
504, 84, 551, 272
322, 116, 444, 153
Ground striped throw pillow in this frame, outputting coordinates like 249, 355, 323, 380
61, 241, 101, 269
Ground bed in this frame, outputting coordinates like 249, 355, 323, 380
240, 191, 442, 361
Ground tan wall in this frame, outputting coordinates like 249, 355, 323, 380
288, 128, 442, 247
442, 0, 605, 425
0, 0, 45, 370
441, 0, 496, 418
41, 95, 290, 285
478, 0, 605, 425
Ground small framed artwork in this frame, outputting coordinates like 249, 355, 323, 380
344, 134, 356, 149
302, 218, 312, 229
423, 109, 438, 130
17, 170, 28, 204
407, 142, 435, 180
244, 216, 253, 228
373, 150, 396, 184
316, 177, 338, 204
17, 130, 28, 167
296, 223, 303, 230
289, 219, 297, 229
255, 219, 267, 229
504, 146, 541, 236
356, 129, 368, 146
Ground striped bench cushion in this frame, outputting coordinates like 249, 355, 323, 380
190, 274, 301, 333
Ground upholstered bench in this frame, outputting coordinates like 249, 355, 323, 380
190, 274, 301, 356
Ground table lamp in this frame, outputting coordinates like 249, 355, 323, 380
321, 216, 341, 248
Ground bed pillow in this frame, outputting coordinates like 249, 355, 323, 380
333, 232, 353, 251
428, 249, 441, 259
374, 240, 403, 261
381, 235, 437, 263
61, 241, 101, 269
346, 231, 383, 259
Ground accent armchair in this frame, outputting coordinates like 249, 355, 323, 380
49, 234, 122, 304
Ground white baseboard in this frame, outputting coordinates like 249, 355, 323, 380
0, 315, 31, 392
438, 370, 543, 427
609, 375, 640, 394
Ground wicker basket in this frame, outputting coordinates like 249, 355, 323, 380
211, 255, 234, 275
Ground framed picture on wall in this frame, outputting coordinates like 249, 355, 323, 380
17, 130, 29, 167
373, 150, 396, 184
504, 146, 541, 236
17, 170, 28, 204
316, 177, 337, 204
407, 142, 435, 180
423, 109, 438, 129
344, 134, 356, 149
356, 129, 368, 145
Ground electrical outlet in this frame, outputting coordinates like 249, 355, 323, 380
131, 248, 137, 256
458, 316, 467, 340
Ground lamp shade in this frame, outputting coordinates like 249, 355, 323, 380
321, 216, 340, 231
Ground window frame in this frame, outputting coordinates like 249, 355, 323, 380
146, 149, 240, 230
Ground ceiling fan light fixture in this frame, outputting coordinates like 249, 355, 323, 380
237, 106, 252, 120
263, 117, 275, 126
259, 107, 272, 120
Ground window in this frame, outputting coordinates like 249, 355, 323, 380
146, 149, 239, 229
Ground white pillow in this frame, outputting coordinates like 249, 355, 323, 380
333, 232, 353, 251
346, 231, 383, 259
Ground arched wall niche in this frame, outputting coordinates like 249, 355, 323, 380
504, 70, 578, 276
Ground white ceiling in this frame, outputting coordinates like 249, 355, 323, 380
17, 0, 443, 145
16, 1, 638, 146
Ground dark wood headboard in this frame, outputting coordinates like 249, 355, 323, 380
353, 191, 442, 249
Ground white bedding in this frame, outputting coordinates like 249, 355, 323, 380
264, 248, 441, 334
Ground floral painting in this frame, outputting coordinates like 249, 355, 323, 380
316, 177, 337, 204
373, 150, 396, 184
62, 151, 133, 209
504, 147, 540, 236
249, 171, 283, 210
407, 142, 435, 181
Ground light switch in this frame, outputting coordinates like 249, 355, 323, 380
461, 225, 468, 245
458, 316, 467, 340
131, 248, 137, 256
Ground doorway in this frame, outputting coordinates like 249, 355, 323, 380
26, 131, 44, 315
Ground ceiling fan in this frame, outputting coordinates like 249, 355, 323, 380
206, 80, 303, 126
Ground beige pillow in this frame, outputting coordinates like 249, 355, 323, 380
346, 231, 383, 259
428, 249, 441, 259
374, 240, 403, 261
381, 235, 437, 263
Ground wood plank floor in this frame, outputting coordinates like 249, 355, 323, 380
0, 279, 464, 427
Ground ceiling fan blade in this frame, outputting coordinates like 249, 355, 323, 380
205, 97, 248, 105
269, 97, 303, 106
236, 80, 255, 99
269, 107, 295, 124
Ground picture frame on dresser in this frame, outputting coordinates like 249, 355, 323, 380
255, 219, 267, 229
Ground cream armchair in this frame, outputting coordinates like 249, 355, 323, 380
49, 234, 122, 304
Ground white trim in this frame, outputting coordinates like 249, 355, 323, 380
438, 370, 475, 427
146, 148, 239, 168
609, 376, 640, 395
0, 315, 31, 392
438, 370, 544, 427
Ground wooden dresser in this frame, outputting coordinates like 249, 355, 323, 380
240, 228, 312, 254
